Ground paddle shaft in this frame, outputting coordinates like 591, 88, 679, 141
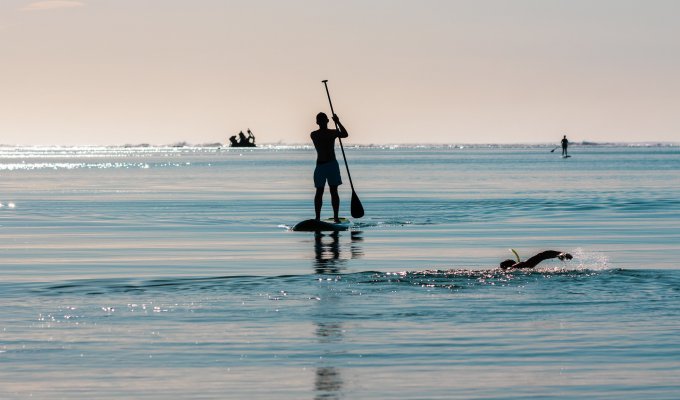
322, 80, 356, 193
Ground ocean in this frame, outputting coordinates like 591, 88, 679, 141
1, 144, 679, 399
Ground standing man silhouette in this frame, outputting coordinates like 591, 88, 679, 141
311, 112, 349, 222
561, 135, 569, 156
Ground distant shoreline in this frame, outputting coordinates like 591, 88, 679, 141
0, 142, 678, 149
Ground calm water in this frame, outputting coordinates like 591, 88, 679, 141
1, 145, 679, 399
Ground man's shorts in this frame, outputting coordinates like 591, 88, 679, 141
314, 160, 342, 188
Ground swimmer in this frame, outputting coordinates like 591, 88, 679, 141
500, 250, 572, 270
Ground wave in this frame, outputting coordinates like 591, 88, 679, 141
4, 266, 677, 299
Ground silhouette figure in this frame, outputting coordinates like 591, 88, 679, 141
228, 129, 257, 147
561, 135, 569, 156
311, 112, 348, 222
500, 250, 573, 270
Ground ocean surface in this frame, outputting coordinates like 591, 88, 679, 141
1, 144, 679, 399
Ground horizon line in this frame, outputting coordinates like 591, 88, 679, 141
1, 141, 678, 148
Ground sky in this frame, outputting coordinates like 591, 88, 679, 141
1, 0, 679, 145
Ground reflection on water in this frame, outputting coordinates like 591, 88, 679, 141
314, 319, 345, 399
312, 232, 362, 399
316, 322, 344, 343
315, 366, 343, 400
349, 231, 364, 261
314, 232, 342, 274
315, 322, 344, 399
313, 231, 364, 274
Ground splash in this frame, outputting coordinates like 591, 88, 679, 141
533, 247, 610, 272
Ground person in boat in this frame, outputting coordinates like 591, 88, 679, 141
247, 129, 255, 145
311, 112, 349, 223
229, 135, 239, 146
500, 250, 572, 270
561, 135, 569, 156
238, 131, 248, 145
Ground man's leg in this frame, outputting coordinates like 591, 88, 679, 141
329, 185, 340, 222
315, 187, 324, 221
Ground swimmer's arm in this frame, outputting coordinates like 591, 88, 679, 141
523, 250, 572, 268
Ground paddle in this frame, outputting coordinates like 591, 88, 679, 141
550, 146, 559, 153
322, 80, 365, 219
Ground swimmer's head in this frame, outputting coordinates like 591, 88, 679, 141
500, 259, 516, 269
316, 112, 329, 125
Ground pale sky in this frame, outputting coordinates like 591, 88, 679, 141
1, 0, 679, 145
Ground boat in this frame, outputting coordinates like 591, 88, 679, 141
229, 129, 256, 148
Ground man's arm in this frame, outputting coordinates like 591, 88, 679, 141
332, 114, 349, 138
521, 250, 572, 269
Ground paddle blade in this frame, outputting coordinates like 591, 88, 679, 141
350, 191, 364, 218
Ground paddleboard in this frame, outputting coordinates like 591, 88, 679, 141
292, 217, 351, 232
562, 155, 571, 158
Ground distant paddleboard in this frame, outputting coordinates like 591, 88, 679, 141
292, 217, 351, 232
562, 155, 572, 158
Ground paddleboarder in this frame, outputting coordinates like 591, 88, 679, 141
499, 250, 572, 270
311, 112, 349, 223
561, 135, 569, 156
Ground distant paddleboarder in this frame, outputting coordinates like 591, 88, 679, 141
311, 112, 349, 222
500, 250, 573, 270
561, 135, 569, 156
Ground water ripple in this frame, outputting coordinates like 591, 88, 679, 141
1, 268, 676, 299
